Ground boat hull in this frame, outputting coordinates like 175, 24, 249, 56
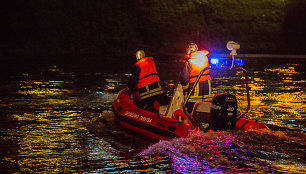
112, 89, 193, 140
235, 118, 269, 131
112, 89, 268, 140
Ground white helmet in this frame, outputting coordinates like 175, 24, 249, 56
187, 43, 198, 55
136, 50, 145, 61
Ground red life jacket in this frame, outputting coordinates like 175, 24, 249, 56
186, 50, 211, 83
136, 57, 160, 88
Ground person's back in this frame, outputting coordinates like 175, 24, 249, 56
180, 43, 212, 113
128, 50, 169, 112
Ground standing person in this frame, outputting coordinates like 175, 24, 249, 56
128, 50, 169, 112
180, 43, 212, 113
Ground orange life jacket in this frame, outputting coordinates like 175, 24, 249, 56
136, 57, 160, 88
186, 50, 211, 83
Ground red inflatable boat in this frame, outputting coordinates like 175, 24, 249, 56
112, 87, 269, 140
113, 88, 193, 140
113, 43, 268, 140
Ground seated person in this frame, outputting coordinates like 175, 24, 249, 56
128, 50, 169, 112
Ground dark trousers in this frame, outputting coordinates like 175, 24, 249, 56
138, 93, 169, 112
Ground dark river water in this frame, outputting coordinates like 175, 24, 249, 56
0, 55, 305, 173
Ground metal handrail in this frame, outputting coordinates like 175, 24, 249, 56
234, 66, 251, 120
183, 66, 210, 106
165, 55, 250, 127
164, 63, 209, 127
182, 64, 251, 121
182, 66, 210, 128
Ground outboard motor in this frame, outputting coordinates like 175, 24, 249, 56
211, 93, 237, 130
191, 93, 237, 131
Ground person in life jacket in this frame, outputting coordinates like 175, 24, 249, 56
180, 43, 212, 113
128, 50, 169, 112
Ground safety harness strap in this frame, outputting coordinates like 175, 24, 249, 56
187, 80, 212, 102
139, 73, 159, 80
139, 82, 165, 100
190, 73, 210, 79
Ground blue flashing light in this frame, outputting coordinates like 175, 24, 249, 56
235, 59, 244, 66
210, 58, 244, 66
210, 58, 219, 65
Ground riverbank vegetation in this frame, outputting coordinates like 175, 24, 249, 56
1, 0, 306, 59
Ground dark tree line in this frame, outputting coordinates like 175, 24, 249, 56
1, 0, 305, 58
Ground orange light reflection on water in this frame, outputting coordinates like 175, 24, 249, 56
3, 77, 91, 173
18, 80, 70, 97
234, 63, 305, 131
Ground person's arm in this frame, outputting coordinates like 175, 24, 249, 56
128, 65, 140, 90
180, 61, 190, 91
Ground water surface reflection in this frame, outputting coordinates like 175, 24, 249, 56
0, 57, 305, 173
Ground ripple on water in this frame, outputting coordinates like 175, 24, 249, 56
140, 129, 306, 173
